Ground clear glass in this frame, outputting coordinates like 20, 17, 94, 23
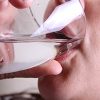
0, 0, 86, 75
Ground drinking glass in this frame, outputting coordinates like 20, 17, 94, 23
0, 0, 86, 76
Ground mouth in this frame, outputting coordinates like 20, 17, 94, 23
46, 31, 80, 62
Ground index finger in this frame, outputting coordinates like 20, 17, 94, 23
0, 60, 62, 79
9, 0, 33, 8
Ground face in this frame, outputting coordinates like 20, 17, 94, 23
38, 0, 100, 100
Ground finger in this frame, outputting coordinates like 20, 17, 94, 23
0, 60, 62, 79
9, 0, 33, 9
57, 0, 85, 8
0, 0, 9, 10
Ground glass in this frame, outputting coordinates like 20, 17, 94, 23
0, 0, 86, 75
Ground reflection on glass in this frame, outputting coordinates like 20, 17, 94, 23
0, 0, 86, 74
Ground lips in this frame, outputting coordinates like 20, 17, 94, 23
46, 22, 82, 62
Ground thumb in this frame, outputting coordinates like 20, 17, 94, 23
0, 0, 9, 10
0, 60, 62, 79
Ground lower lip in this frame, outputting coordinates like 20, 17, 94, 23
55, 49, 75, 63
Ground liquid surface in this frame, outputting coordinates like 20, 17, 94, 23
0, 42, 59, 74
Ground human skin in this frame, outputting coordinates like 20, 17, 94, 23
0, 0, 62, 78
0, 0, 33, 9
0, 0, 33, 66
1, 0, 100, 99
38, 0, 100, 100
0, 0, 33, 31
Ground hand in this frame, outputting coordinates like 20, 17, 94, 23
0, 0, 33, 9
1, 0, 100, 99
0, 0, 62, 79
0, 0, 33, 32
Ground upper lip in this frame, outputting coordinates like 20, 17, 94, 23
61, 28, 75, 38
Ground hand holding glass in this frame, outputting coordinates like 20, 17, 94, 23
0, 0, 86, 75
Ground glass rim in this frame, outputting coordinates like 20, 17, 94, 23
0, 33, 82, 43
